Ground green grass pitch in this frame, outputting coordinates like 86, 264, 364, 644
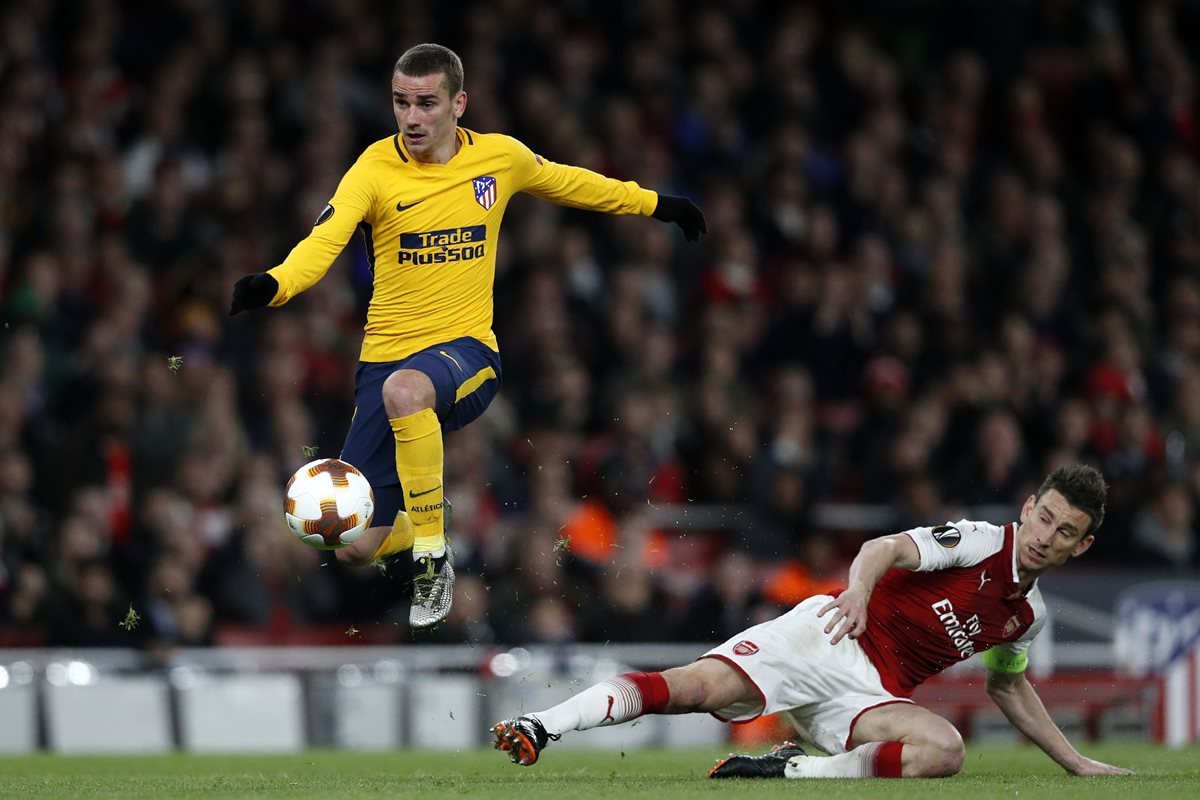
0, 744, 1194, 799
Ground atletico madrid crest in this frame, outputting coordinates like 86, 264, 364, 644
473, 175, 497, 210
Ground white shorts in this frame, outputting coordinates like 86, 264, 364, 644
702, 594, 912, 755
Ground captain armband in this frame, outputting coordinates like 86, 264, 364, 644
981, 647, 1028, 674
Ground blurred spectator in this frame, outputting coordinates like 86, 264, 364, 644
206, 520, 340, 628
488, 532, 590, 645
2, 562, 50, 631
676, 549, 776, 642
1132, 480, 1198, 570
139, 554, 214, 651
580, 559, 666, 643
47, 558, 131, 648
955, 408, 1031, 505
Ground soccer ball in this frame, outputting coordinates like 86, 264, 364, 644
284, 458, 374, 550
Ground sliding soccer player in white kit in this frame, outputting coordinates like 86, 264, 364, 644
492, 464, 1132, 779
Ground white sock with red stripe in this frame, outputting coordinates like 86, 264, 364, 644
530, 672, 670, 736
783, 742, 904, 778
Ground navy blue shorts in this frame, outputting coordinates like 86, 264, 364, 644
340, 336, 502, 525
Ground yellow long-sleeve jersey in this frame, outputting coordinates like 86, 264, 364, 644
267, 128, 659, 362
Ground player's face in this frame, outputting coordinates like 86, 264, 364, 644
1016, 489, 1094, 574
392, 71, 466, 163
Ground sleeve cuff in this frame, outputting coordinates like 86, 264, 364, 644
642, 188, 659, 216
265, 267, 287, 306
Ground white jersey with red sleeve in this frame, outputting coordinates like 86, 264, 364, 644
855, 520, 1047, 697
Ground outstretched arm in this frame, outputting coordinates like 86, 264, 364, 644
819, 533, 920, 644
985, 669, 1133, 776
231, 155, 373, 315
514, 142, 706, 240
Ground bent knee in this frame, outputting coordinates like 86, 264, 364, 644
929, 741, 965, 777
335, 540, 375, 566
912, 735, 964, 777
382, 370, 435, 416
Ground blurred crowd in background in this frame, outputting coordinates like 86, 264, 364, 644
3, 0, 1200, 655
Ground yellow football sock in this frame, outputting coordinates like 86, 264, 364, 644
390, 408, 445, 555
369, 510, 415, 561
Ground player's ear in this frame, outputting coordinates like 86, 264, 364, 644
1071, 534, 1094, 558
454, 90, 467, 119
1019, 495, 1036, 522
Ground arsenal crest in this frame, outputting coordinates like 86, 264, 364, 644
732, 640, 759, 656
473, 175, 497, 210
1002, 615, 1022, 637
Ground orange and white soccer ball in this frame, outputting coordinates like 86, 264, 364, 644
284, 458, 374, 550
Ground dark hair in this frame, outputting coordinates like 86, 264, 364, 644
394, 43, 464, 96
1035, 464, 1107, 534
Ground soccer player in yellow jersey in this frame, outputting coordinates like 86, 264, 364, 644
230, 43, 706, 628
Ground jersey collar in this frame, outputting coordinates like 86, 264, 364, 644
392, 128, 474, 165
1007, 521, 1037, 597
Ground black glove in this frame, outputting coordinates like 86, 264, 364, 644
651, 194, 707, 242
229, 272, 279, 316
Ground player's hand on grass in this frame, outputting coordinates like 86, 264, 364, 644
229, 272, 279, 315
1067, 756, 1134, 776
817, 583, 869, 645
652, 194, 707, 242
